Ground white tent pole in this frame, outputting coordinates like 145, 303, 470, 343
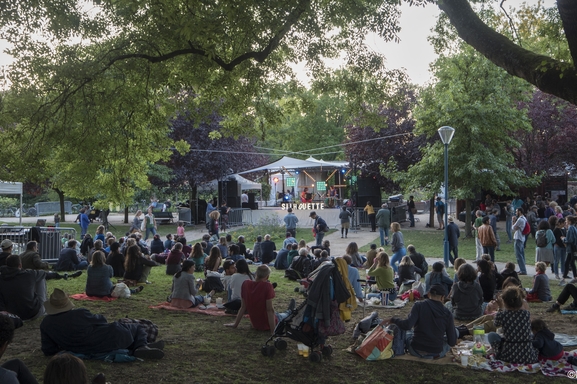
19, 191, 22, 226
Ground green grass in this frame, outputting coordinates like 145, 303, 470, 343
3, 225, 573, 383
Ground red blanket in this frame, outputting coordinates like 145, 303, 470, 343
69, 293, 117, 302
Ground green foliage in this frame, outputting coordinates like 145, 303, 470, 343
0, 196, 18, 210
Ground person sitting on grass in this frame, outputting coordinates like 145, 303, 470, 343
228, 244, 245, 263
168, 260, 205, 308
188, 243, 207, 272
202, 247, 225, 293
531, 319, 564, 361
287, 243, 299, 266
0, 255, 81, 321
150, 234, 164, 255
424, 262, 453, 297
363, 244, 378, 268
477, 259, 503, 303
55, 240, 88, 271
383, 284, 457, 359
342, 255, 363, 303
86, 251, 143, 297
447, 263, 484, 321
451, 258, 467, 282
224, 259, 255, 313
487, 286, 538, 364
105, 242, 125, 278
546, 282, 577, 312
0, 313, 38, 384
526, 262, 552, 302
367, 252, 397, 302
398, 256, 423, 285
225, 265, 294, 335
500, 262, 519, 283
274, 243, 291, 270
123, 245, 159, 284
165, 242, 184, 275
345, 242, 363, 268
40, 289, 165, 359
19, 241, 50, 270
43, 353, 96, 384
407, 245, 428, 275
311, 250, 330, 270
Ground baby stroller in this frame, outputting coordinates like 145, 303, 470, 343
261, 260, 350, 362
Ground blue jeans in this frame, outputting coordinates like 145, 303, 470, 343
81, 226, 88, 238
75, 260, 88, 270
554, 246, 566, 276
515, 239, 526, 274
391, 247, 407, 273
487, 331, 501, 346
505, 217, 512, 241
315, 231, 324, 246
483, 246, 495, 262
367, 290, 397, 303
145, 227, 157, 241
379, 226, 389, 246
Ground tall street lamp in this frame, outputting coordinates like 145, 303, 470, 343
273, 177, 279, 207
438, 126, 455, 267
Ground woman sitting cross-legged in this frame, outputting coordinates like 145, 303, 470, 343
168, 260, 205, 308
86, 251, 142, 297
367, 251, 397, 302
224, 259, 255, 313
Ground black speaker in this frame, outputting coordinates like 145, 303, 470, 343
358, 177, 380, 197
228, 196, 241, 208
357, 195, 380, 208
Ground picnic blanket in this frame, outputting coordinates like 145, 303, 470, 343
149, 302, 248, 317
70, 293, 117, 302
452, 340, 577, 377
561, 310, 577, 315
555, 333, 577, 347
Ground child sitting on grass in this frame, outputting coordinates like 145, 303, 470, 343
531, 319, 564, 361
452, 258, 466, 282
500, 262, 519, 283
526, 262, 552, 302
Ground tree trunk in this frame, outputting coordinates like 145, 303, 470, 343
429, 197, 435, 228
438, 0, 577, 105
190, 185, 198, 224
124, 206, 129, 224
55, 188, 65, 222
464, 199, 473, 238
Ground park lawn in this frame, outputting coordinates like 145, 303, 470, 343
3, 262, 571, 383
2, 223, 572, 383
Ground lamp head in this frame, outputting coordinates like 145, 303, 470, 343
438, 126, 455, 144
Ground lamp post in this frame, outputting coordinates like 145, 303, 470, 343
280, 169, 286, 202
273, 177, 279, 207
438, 126, 455, 267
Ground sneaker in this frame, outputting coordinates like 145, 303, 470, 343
555, 274, 561, 280
69, 271, 83, 278
559, 279, 567, 287
147, 340, 165, 350
272, 282, 278, 289
569, 278, 577, 285
563, 302, 577, 311
133, 346, 164, 359
546, 303, 560, 313
518, 271, 527, 276
131, 286, 144, 294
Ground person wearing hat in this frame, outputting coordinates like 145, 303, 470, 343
0, 255, 78, 321
446, 215, 460, 266
40, 288, 165, 359
382, 284, 457, 359
0, 239, 14, 267
434, 197, 445, 230
309, 211, 328, 247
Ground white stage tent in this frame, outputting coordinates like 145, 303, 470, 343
238, 156, 348, 174
199, 174, 262, 191
0, 181, 23, 225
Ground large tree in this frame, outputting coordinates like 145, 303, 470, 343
396, 44, 539, 236
435, 0, 577, 105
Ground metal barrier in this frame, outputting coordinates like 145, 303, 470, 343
228, 208, 251, 227
0, 226, 76, 262
34, 201, 73, 217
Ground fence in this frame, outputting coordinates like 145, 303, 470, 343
227, 208, 252, 227
0, 226, 77, 262
34, 201, 73, 216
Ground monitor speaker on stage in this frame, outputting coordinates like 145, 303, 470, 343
357, 177, 380, 198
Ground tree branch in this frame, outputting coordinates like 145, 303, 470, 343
438, 0, 577, 105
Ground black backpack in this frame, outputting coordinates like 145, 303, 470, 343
535, 230, 548, 248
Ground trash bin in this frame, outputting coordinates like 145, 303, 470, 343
178, 208, 192, 224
